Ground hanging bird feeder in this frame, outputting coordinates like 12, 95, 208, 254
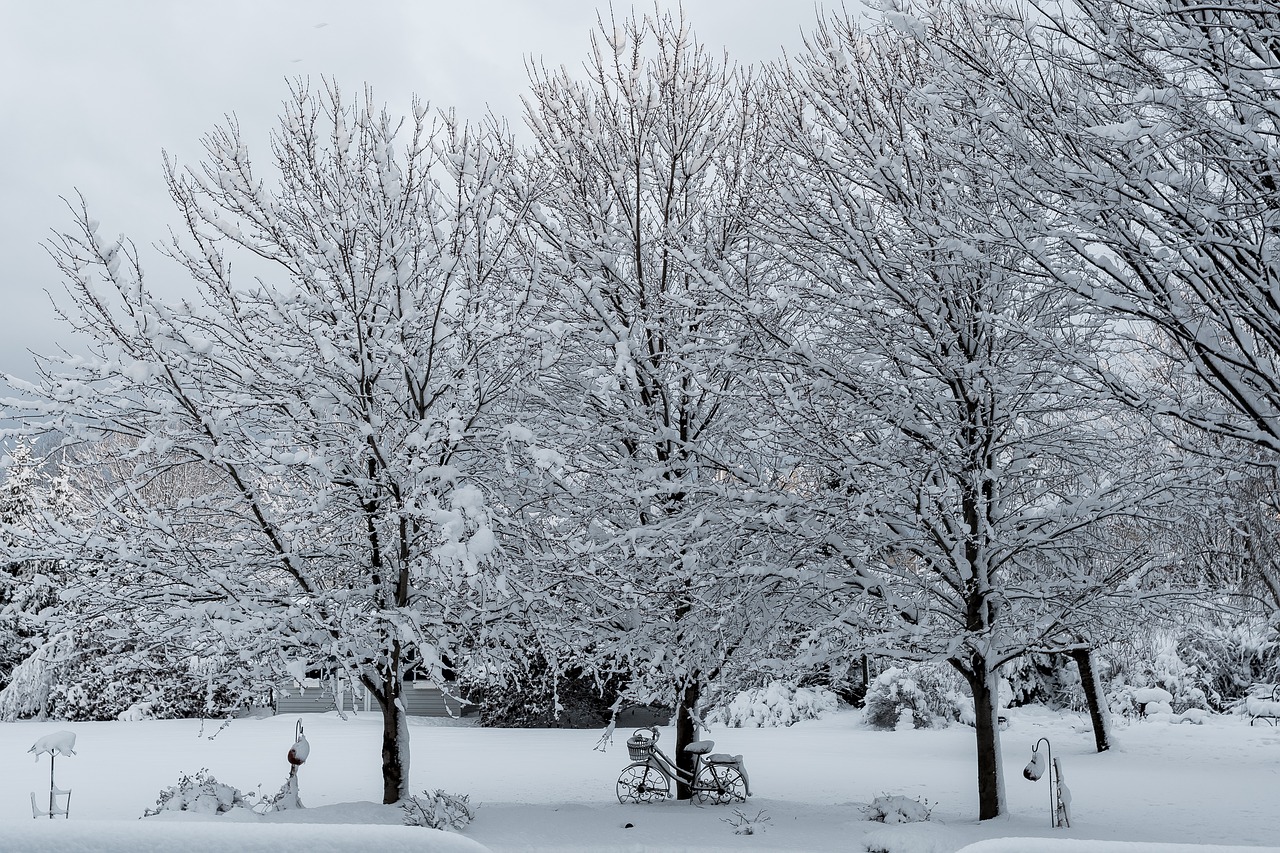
1023, 736, 1071, 828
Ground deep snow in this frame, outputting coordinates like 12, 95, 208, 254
1, 706, 1278, 852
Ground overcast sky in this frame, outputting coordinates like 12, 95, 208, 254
0, 0, 826, 394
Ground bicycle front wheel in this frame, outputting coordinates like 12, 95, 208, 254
693, 763, 748, 805
617, 763, 670, 804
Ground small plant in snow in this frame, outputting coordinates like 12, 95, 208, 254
142, 769, 251, 816
402, 789, 476, 831
722, 807, 770, 835
708, 682, 838, 727
869, 794, 932, 824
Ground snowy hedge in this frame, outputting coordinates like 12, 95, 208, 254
708, 682, 839, 727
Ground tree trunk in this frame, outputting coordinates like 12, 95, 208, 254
955, 658, 1006, 820
1070, 647, 1111, 753
364, 672, 410, 804
674, 679, 700, 800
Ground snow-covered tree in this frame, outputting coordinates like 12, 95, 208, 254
12, 82, 540, 803
942, 0, 1280, 456
761, 9, 1181, 818
512, 9, 788, 797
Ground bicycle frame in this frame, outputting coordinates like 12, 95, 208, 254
639, 742, 695, 788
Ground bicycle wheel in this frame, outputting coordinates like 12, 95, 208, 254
617, 763, 670, 804
693, 763, 747, 805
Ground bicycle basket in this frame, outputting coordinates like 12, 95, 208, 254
627, 734, 654, 761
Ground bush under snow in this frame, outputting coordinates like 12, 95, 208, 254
870, 794, 933, 823
402, 789, 476, 831
708, 682, 838, 727
863, 666, 967, 730
142, 769, 252, 816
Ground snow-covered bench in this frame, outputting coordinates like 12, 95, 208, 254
1245, 686, 1280, 727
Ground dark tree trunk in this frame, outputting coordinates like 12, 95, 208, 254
954, 656, 1006, 820
674, 679, 700, 800
1070, 647, 1111, 753
364, 670, 410, 804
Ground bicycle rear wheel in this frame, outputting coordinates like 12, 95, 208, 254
617, 763, 670, 803
693, 763, 747, 805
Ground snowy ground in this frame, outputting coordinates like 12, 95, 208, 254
1, 706, 1278, 852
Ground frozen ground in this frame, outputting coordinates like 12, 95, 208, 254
1, 706, 1278, 852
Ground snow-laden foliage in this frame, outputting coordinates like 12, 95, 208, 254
862, 666, 967, 730
401, 789, 475, 831
1176, 622, 1280, 710
12, 81, 545, 802
1097, 625, 1280, 715
142, 769, 250, 817
0, 442, 67, 694
708, 682, 838, 728
1002, 654, 1084, 712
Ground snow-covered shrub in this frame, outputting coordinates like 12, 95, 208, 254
1103, 632, 1209, 716
1176, 622, 1280, 711
863, 666, 966, 730
869, 794, 932, 823
142, 769, 251, 816
708, 682, 838, 727
402, 789, 476, 831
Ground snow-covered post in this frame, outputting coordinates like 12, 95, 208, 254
28, 731, 75, 819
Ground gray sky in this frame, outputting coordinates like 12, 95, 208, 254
0, 0, 820, 392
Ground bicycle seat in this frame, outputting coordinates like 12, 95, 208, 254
684, 740, 715, 754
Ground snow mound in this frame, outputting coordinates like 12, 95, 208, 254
957, 840, 1280, 853
860, 820, 956, 853
4, 819, 492, 853
1132, 687, 1173, 705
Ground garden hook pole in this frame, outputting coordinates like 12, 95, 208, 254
1025, 737, 1053, 828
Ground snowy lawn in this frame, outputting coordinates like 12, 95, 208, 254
1, 706, 1278, 852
